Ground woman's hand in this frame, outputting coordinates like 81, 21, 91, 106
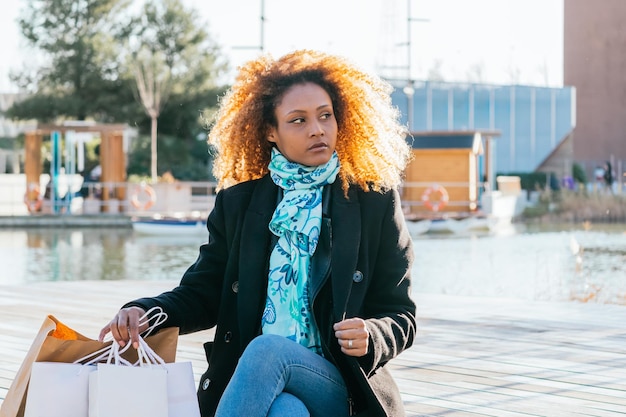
333, 317, 369, 357
98, 306, 148, 349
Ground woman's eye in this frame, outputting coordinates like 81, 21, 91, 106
320, 112, 333, 120
289, 117, 305, 124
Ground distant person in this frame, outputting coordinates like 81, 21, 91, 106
603, 161, 614, 194
89, 164, 102, 182
86, 144, 102, 198
99, 50, 416, 416
78, 170, 90, 198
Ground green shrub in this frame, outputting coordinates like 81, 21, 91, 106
572, 162, 587, 184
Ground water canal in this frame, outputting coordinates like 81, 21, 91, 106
1, 223, 624, 305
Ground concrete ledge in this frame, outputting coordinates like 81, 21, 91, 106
0, 214, 133, 228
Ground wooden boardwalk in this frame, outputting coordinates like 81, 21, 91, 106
1, 280, 625, 416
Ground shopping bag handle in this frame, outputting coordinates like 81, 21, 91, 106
139, 306, 168, 337
136, 337, 166, 366
106, 334, 167, 368
73, 307, 168, 365
75, 345, 117, 365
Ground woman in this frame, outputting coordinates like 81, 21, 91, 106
100, 50, 416, 417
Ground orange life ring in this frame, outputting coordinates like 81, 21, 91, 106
130, 183, 156, 210
421, 185, 449, 212
23, 183, 43, 213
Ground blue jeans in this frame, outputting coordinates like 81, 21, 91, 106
214, 334, 349, 417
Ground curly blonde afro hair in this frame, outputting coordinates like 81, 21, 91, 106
208, 49, 412, 193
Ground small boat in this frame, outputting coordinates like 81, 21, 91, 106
405, 219, 432, 235
405, 215, 511, 236
132, 217, 207, 236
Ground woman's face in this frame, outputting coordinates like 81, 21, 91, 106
268, 82, 337, 167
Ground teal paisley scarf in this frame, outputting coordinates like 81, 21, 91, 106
262, 148, 340, 354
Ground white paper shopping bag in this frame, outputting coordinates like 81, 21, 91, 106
165, 361, 201, 417
23, 362, 96, 417
89, 363, 168, 417
133, 335, 200, 417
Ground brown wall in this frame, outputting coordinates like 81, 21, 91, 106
564, 0, 626, 162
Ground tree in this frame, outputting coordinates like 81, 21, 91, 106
9, 0, 132, 121
8, 0, 227, 181
132, 48, 171, 182
122, 0, 228, 181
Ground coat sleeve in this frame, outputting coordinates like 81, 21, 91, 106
125, 189, 230, 334
358, 188, 416, 375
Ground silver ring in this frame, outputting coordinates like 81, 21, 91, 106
348, 339, 353, 348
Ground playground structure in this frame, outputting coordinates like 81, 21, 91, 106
14, 122, 216, 218
23, 123, 128, 214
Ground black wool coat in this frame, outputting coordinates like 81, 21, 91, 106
129, 175, 417, 417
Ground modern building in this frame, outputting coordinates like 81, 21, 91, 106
388, 80, 576, 179
564, 0, 626, 177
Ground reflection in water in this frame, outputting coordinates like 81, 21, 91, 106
0, 224, 624, 305
0, 228, 204, 284
412, 223, 626, 305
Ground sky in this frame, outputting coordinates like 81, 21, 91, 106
0, 0, 563, 93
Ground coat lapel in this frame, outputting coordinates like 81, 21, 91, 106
237, 175, 277, 347
330, 183, 361, 321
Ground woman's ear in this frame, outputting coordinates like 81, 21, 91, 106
267, 127, 277, 144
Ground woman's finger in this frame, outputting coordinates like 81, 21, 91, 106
334, 317, 369, 357
102, 307, 146, 348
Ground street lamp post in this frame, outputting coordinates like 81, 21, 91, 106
405, 0, 429, 132
403, 82, 415, 131
233, 0, 265, 53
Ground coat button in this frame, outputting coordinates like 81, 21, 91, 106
232, 281, 239, 293
224, 331, 232, 343
352, 270, 363, 283
202, 378, 210, 390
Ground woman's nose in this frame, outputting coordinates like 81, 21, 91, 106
309, 120, 324, 137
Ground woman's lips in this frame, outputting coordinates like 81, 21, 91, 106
309, 142, 328, 150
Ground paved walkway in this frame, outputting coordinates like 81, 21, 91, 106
1, 280, 625, 416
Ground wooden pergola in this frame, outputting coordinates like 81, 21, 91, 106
24, 124, 128, 212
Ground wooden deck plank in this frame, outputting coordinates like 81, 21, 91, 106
1, 281, 625, 417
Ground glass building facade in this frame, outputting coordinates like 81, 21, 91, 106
389, 80, 576, 174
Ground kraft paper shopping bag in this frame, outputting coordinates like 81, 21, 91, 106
0, 315, 56, 417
